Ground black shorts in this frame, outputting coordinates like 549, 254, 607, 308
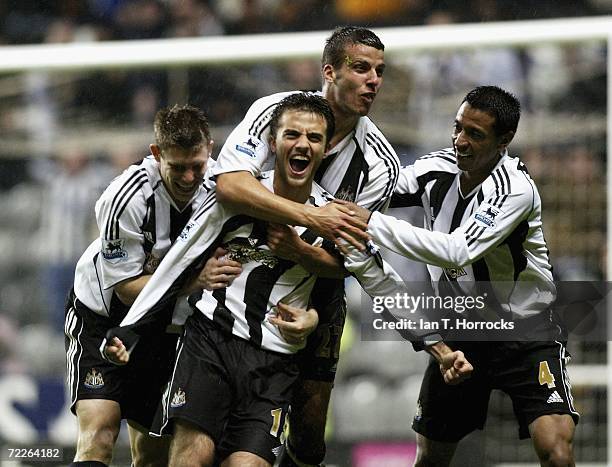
64, 290, 178, 429
296, 277, 346, 383
154, 311, 299, 464
412, 340, 580, 442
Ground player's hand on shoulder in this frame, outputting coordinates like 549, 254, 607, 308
268, 302, 319, 344
104, 337, 130, 365
439, 350, 473, 385
306, 201, 369, 251
189, 247, 243, 292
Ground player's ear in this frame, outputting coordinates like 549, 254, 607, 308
269, 135, 277, 154
207, 139, 214, 155
322, 64, 336, 84
150, 144, 161, 162
497, 131, 515, 152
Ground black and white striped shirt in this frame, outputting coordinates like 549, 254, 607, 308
73, 156, 205, 321
368, 148, 556, 319
119, 173, 338, 354
211, 91, 400, 212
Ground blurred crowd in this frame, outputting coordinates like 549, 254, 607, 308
0, 0, 605, 46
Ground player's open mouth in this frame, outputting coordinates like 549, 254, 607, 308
175, 184, 195, 195
289, 155, 310, 175
361, 93, 376, 103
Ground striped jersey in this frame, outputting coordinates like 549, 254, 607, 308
119, 172, 338, 354
73, 155, 206, 321
211, 90, 400, 212
368, 148, 556, 319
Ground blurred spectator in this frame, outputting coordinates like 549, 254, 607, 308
31, 150, 110, 332
111, 0, 166, 39
166, 0, 225, 37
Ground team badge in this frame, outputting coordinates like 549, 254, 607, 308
84, 368, 104, 389
235, 137, 261, 158
102, 239, 128, 263
414, 400, 423, 422
170, 388, 186, 408
335, 186, 356, 202
473, 203, 502, 229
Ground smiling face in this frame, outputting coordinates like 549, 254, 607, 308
323, 43, 385, 119
151, 141, 212, 208
452, 102, 513, 184
271, 109, 328, 202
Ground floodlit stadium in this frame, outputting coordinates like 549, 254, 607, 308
0, 3, 609, 466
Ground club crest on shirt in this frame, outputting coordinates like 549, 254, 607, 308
170, 388, 186, 408
84, 368, 104, 389
473, 203, 502, 229
178, 220, 199, 242
235, 137, 261, 158
102, 239, 128, 263
335, 185, 356, 202
414, 400, 423, 422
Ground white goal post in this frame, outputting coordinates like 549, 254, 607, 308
0, 15, 610, 458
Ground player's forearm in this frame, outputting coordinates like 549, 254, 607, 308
114, 274, 152, 305
216, 172, 310, 226
368, 212, 470, 268
294, 243, 347, 279
425, 341, 453, 364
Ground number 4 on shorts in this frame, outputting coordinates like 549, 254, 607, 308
538, 360, 556, 388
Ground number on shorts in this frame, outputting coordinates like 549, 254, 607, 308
270, 408, 288, 443
538, 361, 556, 388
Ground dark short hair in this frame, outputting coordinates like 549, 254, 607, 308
154, 104, 211, 151
322, 26, 384, 69
269, 93, 336, 144
462, 86, 521, 136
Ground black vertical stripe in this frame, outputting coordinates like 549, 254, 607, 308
429, 172, 456, 220
170, 205, 193, 243
449, 194, 474, 233
335, 140, 368, 202
503, 220, 529, 280
141, 195, 156, 255
243, 260, 295, 347
314, 153, 337, 184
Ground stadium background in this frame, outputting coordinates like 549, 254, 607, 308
0, 1, 608, 465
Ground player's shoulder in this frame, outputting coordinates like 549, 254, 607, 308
481, 154, 536, 199
99, 156, 155, 207
413, 147, 458, 172
357, 116, 399, 162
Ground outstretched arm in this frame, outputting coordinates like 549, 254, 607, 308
216, 172, 368, 249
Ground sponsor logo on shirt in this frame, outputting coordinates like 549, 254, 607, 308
102, 239, 128, 263
473, 203, 501, 228
445, 267, 467, 279
547, 391, 564, 404
84, 368, 104, 389
235, 137, 261, 158
225, 241, 278, 269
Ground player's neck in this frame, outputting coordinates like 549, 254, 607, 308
273, 178, 311, 205
329, 114, 359, 149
